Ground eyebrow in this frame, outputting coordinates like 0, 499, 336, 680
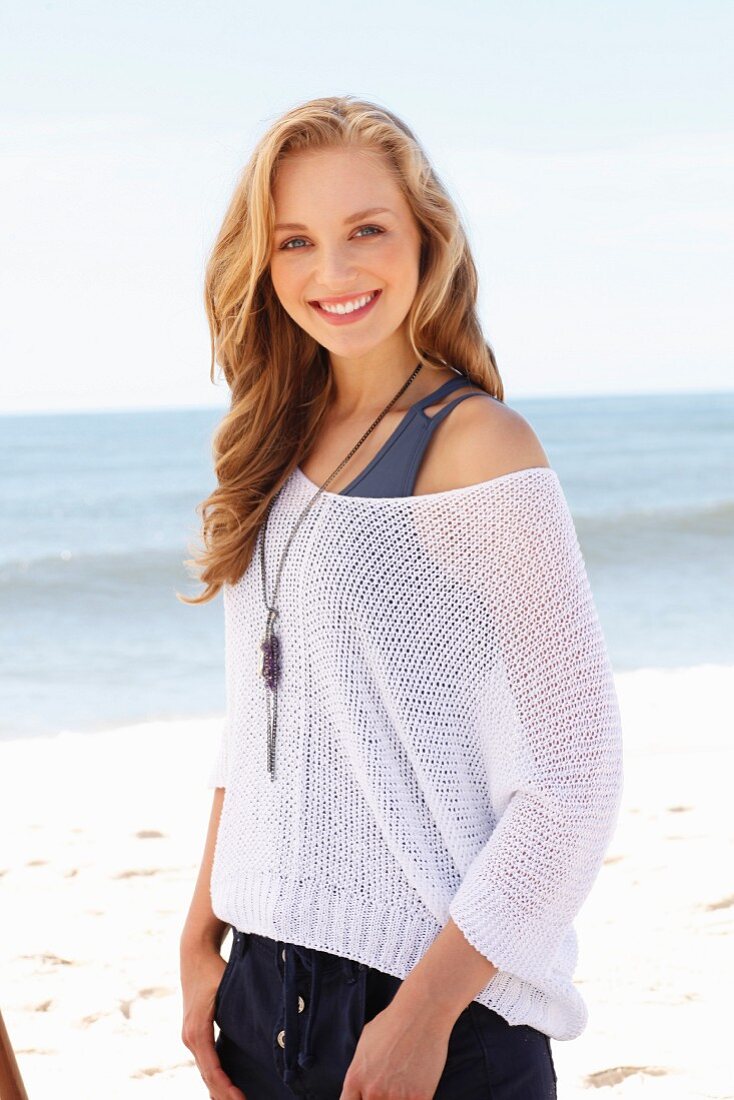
273, 207, 393, 232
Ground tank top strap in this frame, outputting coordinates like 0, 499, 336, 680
412, 373, 473, 412
419, 382, 490, 427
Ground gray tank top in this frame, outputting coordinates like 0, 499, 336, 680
341, 372, 492, 497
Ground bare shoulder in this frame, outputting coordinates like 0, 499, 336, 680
418, 390, 551, 494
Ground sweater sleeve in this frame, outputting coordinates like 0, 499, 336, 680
206, 717, 230, 789
448, 469, 624, 987
206, 583, 233, 790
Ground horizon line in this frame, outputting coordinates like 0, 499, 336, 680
2, 385, 733, 418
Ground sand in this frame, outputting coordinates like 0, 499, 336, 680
1, 664, 731, 1098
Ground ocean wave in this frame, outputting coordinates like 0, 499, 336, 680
2, 499, 732, 583
576, 498, 734, 539
0, 546, 197, 590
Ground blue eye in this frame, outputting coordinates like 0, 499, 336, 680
279, 225, 384, 250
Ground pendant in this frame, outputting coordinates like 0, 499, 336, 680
259, 628, 282, 691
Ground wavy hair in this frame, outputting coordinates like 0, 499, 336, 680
179, 94, 503, 605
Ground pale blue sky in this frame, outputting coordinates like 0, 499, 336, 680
1, 0, 732, 412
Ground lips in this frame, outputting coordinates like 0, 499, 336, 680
308, 288, 382, 325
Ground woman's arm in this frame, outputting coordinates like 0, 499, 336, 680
416, 399, 624, 997
180, 788, 245, 1099
185, 584, 233, 947
439, 442, 624, 1000
180, 786, 229, 954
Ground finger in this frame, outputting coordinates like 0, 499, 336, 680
193, 1026, 247, 1100
339, 1051, 363, 1099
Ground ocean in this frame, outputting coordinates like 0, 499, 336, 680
1, 390, 732, 742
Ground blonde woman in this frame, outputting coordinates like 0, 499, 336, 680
179, 96, 623, 1100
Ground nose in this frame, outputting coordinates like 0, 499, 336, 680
313, 243, 360, 292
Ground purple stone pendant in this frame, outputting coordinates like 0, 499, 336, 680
260, 629, 281, 690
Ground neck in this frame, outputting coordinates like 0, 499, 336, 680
326, 339, 429, 417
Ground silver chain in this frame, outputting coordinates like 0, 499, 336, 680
258, 360, 424, 779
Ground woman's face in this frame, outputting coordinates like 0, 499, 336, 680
269, 147, 423, 362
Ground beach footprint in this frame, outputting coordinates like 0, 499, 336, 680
705, 893, 734, 911
586, 1065, 672, 1087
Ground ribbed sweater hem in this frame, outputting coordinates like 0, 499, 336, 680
209, 868, 585, 1040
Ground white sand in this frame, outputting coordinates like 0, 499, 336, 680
1, 665, 732, 1099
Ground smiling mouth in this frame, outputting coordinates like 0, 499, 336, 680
310, 289, 381, 316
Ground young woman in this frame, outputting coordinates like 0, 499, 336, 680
179, 96, 624, 1100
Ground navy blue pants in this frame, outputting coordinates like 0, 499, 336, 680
213, 928, 557, 1099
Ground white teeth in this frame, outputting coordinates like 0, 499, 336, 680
320, 291, 377, 315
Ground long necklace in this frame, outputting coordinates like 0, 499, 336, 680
258, 360, 424, 780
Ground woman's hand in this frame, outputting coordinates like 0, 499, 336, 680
339, 1000, 451, 1100
180, 941, 247, 1100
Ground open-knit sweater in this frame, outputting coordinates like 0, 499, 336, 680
207, 464, 624, 1041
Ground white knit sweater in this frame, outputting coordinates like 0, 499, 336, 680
207, 465, 624, 1041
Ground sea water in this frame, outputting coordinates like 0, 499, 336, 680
1, 390, 732, 741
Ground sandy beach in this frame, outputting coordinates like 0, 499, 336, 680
1, 663, 731, 1099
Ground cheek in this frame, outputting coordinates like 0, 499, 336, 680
269, 260, 294, 306
378, 236, 420, 285
270, 254, 315, 305
269, 262, 322, 335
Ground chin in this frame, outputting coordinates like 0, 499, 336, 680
321, 337, 386, 361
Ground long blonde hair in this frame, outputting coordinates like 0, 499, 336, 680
180, 94, 504, 605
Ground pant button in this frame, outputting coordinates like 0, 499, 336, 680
277, 1029, 286, 1048
298, 995, 305, 1013
281, 948, 286, 961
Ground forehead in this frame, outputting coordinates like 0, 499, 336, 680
272, 148, 406, 218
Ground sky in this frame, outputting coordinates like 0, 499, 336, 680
1, 0, 732, 412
